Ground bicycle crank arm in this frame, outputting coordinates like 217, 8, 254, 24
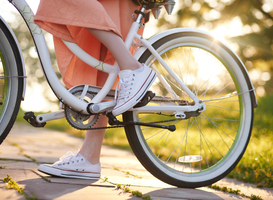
88, 100, 116, 114
23, 111, 66, 127
107, 113, 176, 132
87, 91, 156, 114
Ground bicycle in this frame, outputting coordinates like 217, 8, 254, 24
0, 0, 257, 188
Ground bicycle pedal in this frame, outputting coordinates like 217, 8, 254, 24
23, 112, 46, 128
134, 90, 155, 108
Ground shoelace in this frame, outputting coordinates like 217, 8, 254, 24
115, 77, 135, 102
55, 151, 74, 164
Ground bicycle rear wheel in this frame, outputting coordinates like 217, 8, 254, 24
124, 31, 254, 188
0, 20, 24, 144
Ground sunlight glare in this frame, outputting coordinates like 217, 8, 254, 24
21, 82, 58, 112
191, 48, 226, 90
211, 17, 243, 41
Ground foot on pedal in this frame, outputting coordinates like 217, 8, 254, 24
134, 90, 155, 108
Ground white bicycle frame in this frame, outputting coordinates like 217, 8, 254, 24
9, 0, 203, 122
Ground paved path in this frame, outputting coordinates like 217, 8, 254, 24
0, 123, 272, 200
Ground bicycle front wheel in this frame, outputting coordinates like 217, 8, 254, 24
124, 31, 254, 188
0, 20, 24, 144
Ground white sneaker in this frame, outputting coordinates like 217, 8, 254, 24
38, 152, 101, 179
112, 64, 156, 116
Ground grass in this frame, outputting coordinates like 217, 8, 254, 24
116, 184, 152, 200
208, 184, 263, 200
227, 94, 273, 188
15, 94, 273, 188
3, 174, 38, 200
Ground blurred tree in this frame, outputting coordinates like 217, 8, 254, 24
4, 0, 273, 100
6, 14, 61, 108
157, 0, 273, 95
11, 15, 60, 83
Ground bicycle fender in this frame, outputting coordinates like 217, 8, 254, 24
0, 15, 26, 100
134, 28, 257, 108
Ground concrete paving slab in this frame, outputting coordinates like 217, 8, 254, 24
119, 168, 159, 180
0, 167, 137, 200
0, 168, 39, 183
107, 176, 173, 188
36, 185, 140, 200
34, 169, 115, 187
0, 160, 38, 170
128, 186, 250, 200
100, 153, 146, 171
20, 175, 138, 200
0, 142, 32, 162
216, 177, 273, 200
3, 125, 82, 164
0, 168, 41, 200
0, 187, 24, 200
1, 123, 273, 200
102, 168, 132, 178
44, 177, 115, 187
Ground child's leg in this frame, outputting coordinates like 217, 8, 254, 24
37, 116, 107, 179
79, 115, 107, 164
86, 28, 142, 70
86, 28, 156, 116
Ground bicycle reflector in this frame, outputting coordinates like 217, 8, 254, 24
178, 155, 203, 163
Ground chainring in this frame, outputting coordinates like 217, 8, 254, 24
64, 90, 99, 130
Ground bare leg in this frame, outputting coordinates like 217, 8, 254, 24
86, 28, 142, 70
79, 29, 153, 163
79, 115, 107, 164
78, 29, 139, 164
38, 21, 153, 179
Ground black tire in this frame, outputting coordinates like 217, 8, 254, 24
0, 20, 24, 144
123, 31, 253, 188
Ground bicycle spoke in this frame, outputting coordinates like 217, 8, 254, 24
201, 114, 234, 150
199, 73, 232, 100
201, 112, 239, 133
198, 116, 240, 122
205, 104, 240, 112
150, 129, 169, 151
145, 128, 166, 141
203, 89, 253, 102
125, 32, 253, 187
157, 132, 171, 159
197, 119, 211, 169
166, 119, 194, 165
173, 49, 183, 83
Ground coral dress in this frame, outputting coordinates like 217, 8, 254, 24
34, 0, 142, 88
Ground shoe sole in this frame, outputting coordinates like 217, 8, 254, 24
113, 70, 156, 116
38, 165, 101, 179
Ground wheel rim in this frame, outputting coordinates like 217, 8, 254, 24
132, 37, 252, 183
0, 48, 12, 127
0, 51, 8, 115
0, 28, 21, 140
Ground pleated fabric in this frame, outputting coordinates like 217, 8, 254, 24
34, 0, 142, 88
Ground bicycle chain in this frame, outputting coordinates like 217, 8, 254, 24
64, 88, 185, 130
87, 118, 179, 130
86, 91, 191, 104
82, 92, 183, 130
